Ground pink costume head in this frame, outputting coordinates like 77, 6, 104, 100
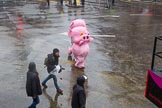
68, 19, 87, 38
70, 26, 93, 45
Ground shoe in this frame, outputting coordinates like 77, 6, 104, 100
57, 89, 63, 95
68, 55, 72, 61
42, 84, 48, 89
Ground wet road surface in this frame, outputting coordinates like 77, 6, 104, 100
0, 0, 162, 108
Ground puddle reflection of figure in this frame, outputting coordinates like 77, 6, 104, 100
43, 89, 62, 108
16, 13, 25, 46
56, 4, 64, 14
16, 14, 24, 39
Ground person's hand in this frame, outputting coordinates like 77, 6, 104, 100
58, 65, 65, 73
33, 96, 36, 99
61, 67, 65, 70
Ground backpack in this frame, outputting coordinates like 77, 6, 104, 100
44, 54, 55, 67
44, 56, 48, 67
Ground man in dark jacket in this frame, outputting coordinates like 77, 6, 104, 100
26, 62, 42, 108
72, 75, 87, 108
42, 48, 63, 95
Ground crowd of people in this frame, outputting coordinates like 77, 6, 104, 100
26, 48, 87, 108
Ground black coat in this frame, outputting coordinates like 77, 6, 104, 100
26, 63, 42, 97
72, 77, 86, 108
47, 54, 59, 73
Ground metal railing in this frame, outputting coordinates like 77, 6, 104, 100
86, 0, 111, 8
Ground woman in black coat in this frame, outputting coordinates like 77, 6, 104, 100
26, 62, 42, 108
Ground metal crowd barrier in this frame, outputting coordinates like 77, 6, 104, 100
86, 0, 111, 8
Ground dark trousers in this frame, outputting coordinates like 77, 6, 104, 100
81, 0, 85, 5
28, 96, 40, 108
60, 0, 63, 5
73, 0, 76, 6
47, 0, 50, 6
42, 74, 60, 90
112, 0, 115, 6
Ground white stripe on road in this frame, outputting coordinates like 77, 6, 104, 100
60, 32, 116, 38
91, 35, 116, 38
60, 32, 68, 36
130, 14, 152, 16
92, 15, 120, 18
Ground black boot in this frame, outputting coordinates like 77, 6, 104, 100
68, 55, 72, 61
57, 89, 63, 95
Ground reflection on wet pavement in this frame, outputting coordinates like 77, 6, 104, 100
43, 88, 62, 108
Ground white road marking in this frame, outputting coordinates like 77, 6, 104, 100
130, 14, 152, 16
92, 15, 120, 18
91, 35, 116, 38
60, 32, 116, 38
60, 32, 68, 36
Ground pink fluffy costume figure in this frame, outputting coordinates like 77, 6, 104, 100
68, 26, 93, 68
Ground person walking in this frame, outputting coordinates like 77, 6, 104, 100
42, 48, 63, 95
26, 62, 42, 108
72, 75, 87, 108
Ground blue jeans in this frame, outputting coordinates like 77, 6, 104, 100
28, 96, 40, 108
42, 74, 60, 90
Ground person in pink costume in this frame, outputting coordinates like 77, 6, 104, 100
68, 26, 93, 68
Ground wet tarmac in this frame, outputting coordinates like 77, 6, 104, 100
0, 0, 162, 108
